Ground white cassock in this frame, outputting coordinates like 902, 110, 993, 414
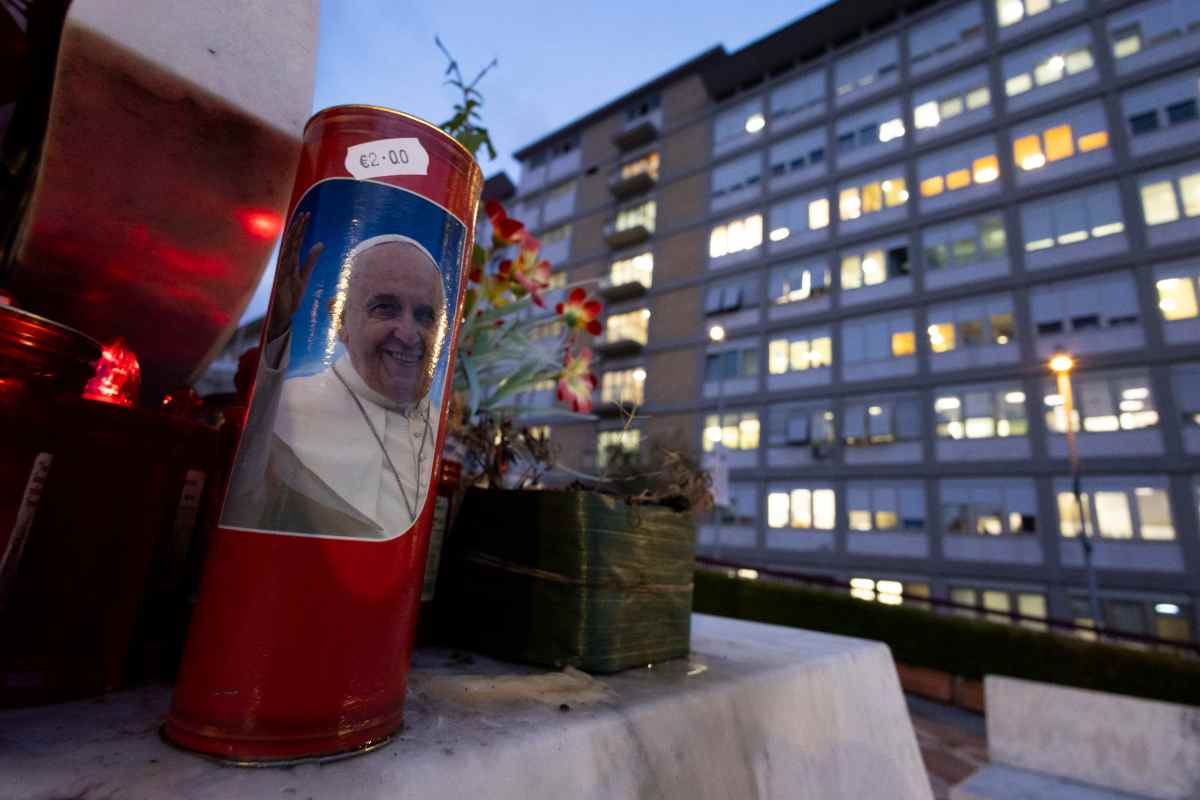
221, 332, 437, 540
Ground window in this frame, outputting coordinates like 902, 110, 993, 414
935, 386, 1028, 440
610, 251, 653, 288
951, 586, 1048, 629
714, 98, 765, 150
1138, 160, 1200, 226
768, 330, 832, 374
703, 411, 760, 452
1003, 28, 1095, 100
842, 313, 916, 365
704, 276, 757, 316
841, 242, 909, 290
601, 367, 645, 405
1044, 370, 1159, 433
1030, 273, 1140, 338
618, 151, 660, 182
704, 344, 758, 382
596, 429, 639, 469
767, 193, 829, 244
943, 479, 1037, 535
847, 484, 925, 531
767, 486, 837, 530
771, 70, 826, 124
927, 295, 1016, 352
834, 37, 899, 102
835, 100, 905, 158
1011, 103, 1110, 174
624, 93, 660, 122
709, 213, 763, 258
542, 181, 577, 223
768, 403, 836, 447
909, 2, 984, 70
711, 153, 762, 199
997, 0, 1075, 29
839, 173, 907, 221
843, 397, 921, 445
1156, 269, 1200, 321
1107, 0, 1200, 63
1057, 480, 1175, 540
614, 200, 655, 233
913, 68, 991, 133
850, 578, 931, 608
541, 223, 571, 245
1177, 365, 1200, 425
1022, 183, 1125, 253
925, 214, 1007, 270
918, 137, 1000, 199
769, 128, 826, 180
605, 309, 650, 344
1123, 70, 1200, 142
769, 259, 831, 305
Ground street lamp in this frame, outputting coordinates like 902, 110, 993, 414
709, 325, 727, 557
1050, 351, 1103, 633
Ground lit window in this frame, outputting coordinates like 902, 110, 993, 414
1014, 135, 1044, 170
610, 252, 653, 288
839, 188, 861, 221
614, 200, 656, 233
703, 411, 760, 452
914, 102, 940, 129
1111, 23, 1141, 59
936, 388, 1028, 440
597, 429, 640, 469
709, 214, 763, 258
620, 152, 660, 181
1006, 74, 1033, 96
768, 487, 837, 530
920, 176, 944, 197
605, 309, 650, 344
1141, 181, 1180, 226
809, 198, 830, 230
973, 156, 999, 184
928, 323, 955, 353
768, 333, 832, 374
882, 178, 907, 206
966, 87, 990, 110
1044, 372, 1159, 434
879, 118, 906, 142
1044, 124, 1074, 162
601, 368, 646, 405
1157, 276, 1200, 321
846, 484, 925, 532
892, 331, 916, 357
946, 169, 971, 191
770, 260, 830, 305
1078, 131, 1108, 152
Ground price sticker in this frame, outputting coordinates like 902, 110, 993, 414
345, 137, 430, 180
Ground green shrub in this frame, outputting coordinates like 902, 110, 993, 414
694, 569, 1200, 707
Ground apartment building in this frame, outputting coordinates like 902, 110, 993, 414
504, 0, 1200, 644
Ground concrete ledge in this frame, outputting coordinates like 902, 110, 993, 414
0, 615, 933, 800
951, 764, 1151, 800
986, 676, 1200, 800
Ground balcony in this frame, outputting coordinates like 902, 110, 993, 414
613, 117, 659, 150
599, 275, 649, 303
603, 220, 653, 249
596, 336, 645, 358
608, 168, 657, 200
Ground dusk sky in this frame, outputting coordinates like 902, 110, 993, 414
242, 0, 831, 322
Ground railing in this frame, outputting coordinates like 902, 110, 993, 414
695, 555, 1200, 657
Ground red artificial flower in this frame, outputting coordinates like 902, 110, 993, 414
509, 237, 552, 306
555, 287, 603, 336
557, 347, 598, 413
485, 200, 526, 247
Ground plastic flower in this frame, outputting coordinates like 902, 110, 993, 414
485, 200, 526, 247
508, 237, 552, 306
555, 287, 603, 336
480, 261, 514, 308
557, 347, 597, 413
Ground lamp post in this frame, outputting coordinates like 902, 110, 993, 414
1050, 352, 1103, 633
709, 325, 727, 558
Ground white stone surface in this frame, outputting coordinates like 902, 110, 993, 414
985, 676, 1200, 800
951, 764, 1150, 800
0, 615, 933, 800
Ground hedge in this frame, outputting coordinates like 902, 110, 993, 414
693, 569, 1200, 707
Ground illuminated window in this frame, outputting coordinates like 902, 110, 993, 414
927, 296, 1016, 353
892, 331, 916, 357
1138, 161, 1200, 226
1044, 124, 1074, 162
1109, 1, 1200, 62
702, 411, 760, 452
1057, 480, 1174, 541
841, 244, 909, 291
996, 0, 1075, 29
1003, 28, 1095, 102
619, 151, 659, 181
919, 138, 1000, 199
942, 479, 1036, 535
709, 214, 763, 258
768, 487, 837, 530
809, 199, 830, 230
1043, 371, 1158, 434
843, 397, 921, 446
973, 156, 1000, 184
1021, 183, 1125, 253
769, 260, 830, 305
614, 200, 655, 233
596, 429, 640, 469
713, 99, 765, 151
601, 368, 645, 405
1156, 274, 1200, 321
842, 313, 915, 365
1013, 104, 1110, 173
920, 176, 944, 197
768, 331, 832, 374
610, 252, 653, 288
936, 387, 1028, 441
605, 309, 650, 344
925, 214, 1006, 271
839, 174, 906, 220
839, 187, 861, 221
847, 484, 925, 532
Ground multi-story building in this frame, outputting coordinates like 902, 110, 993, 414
504, 0, 1200, 644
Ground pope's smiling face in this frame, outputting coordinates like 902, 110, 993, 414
340, 242, 445, 405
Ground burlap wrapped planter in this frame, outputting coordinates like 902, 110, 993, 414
440, 488, 696, 673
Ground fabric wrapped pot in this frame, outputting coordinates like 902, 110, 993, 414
440, 489, 696, 673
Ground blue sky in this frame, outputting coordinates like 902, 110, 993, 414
242, 0, 830, 323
